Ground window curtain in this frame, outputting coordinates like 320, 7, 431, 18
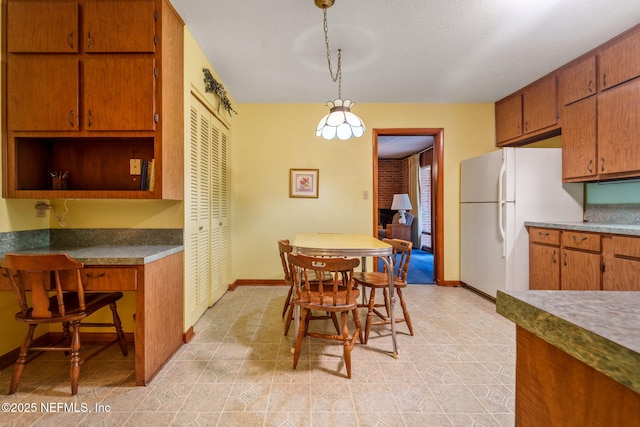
408, 154, 422, 248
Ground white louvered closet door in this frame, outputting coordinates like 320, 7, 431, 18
185, 94, 230, 328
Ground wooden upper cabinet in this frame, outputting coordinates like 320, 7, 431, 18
8, 2, 79, 53
84, 57, 156, 131
562, 96, 597, 181
522, 74, 558, 134
495, 93, 522, 143
560, 55, 596, 105
600, 28, 640, 91
84, 1, 157, 53
597, 78, 640, 177
7, 57, 79, 131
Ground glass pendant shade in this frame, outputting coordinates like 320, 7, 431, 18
315, 99, 365, 140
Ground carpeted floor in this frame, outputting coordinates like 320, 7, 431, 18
378, 249, 434, 284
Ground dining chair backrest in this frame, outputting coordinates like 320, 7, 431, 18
3, 253, 85, 319
382, 238, 413, 281
278, 239, 293, 286
288, 253, 360, 308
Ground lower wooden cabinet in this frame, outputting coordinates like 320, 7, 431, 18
528, 226, 640, 291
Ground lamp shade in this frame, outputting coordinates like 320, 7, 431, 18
391, 194, 412, 211
316, 99, 365, 140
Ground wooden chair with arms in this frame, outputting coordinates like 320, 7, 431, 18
288, 253, 362, 379
2, 253, 128, 395
353, 238, 414, 344
278, 239, 340, 336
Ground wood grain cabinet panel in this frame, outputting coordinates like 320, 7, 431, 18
495, 93, 523, 144
562, 97, 597, 181
600, 28, 640, 91
561, 249, 601, 290
83, 1, 156, 53
529, 227, 560, 245
82, 267, 138, 291
529, 243, 560, 290
7, 57, 79, 131
7, 1, 78, 53
560, 56, 597, 106
597, 78, 640, 177
522, 74, 558, 134
561, 231, 601, 252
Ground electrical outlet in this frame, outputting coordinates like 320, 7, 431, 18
363, 190, 369, 200
35, 202, 50, 217
130, 159, 141, 175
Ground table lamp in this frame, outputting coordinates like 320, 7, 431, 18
391, 193, 412, 224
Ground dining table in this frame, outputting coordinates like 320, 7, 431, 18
291, 233, 399, 358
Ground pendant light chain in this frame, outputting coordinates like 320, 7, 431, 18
323, 7, 342, 99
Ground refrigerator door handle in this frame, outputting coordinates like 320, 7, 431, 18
498, 157, 507, 257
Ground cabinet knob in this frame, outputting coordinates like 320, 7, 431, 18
563, 251, 567, 266
85, 273, 106, 279
67, 32, 74, 50
602, 73, 607, 88
587, 159, 593, 174
88, 110, 94, 128
68, 110, 75, 127
601, 157, 605, 172
552, 249, 557, 264
87, 31, 93, 49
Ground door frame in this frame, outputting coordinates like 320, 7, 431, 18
372, 128, 444, 285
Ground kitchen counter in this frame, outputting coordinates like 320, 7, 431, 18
0, 244, 184, 265
496, 290, 640, 425
525, 221, 640, 236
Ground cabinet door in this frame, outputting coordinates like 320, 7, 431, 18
608, 258, 640, 290
83, 58, 156, 131
560, 56, 596, 105
600, 28, 640, 91
8, 57, 79, 131
8, 1, 78, 53
561, 250, 601, 290
562, 97, 597, 181
529, 243, 560, 290
523, 74, 558, 134
495, 93, 522, 143
598, 78, 640, 176
84, 0, 156, 53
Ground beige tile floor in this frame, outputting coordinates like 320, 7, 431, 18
0, 285, 516, 426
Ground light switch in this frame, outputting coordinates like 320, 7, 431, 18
130, 159, 141, 175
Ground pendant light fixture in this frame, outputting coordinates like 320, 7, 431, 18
314, 0, 365, 140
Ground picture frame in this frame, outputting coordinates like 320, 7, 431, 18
289, 169, 319, 198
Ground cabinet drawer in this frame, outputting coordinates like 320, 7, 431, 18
529, 228, 560, 245
562, 231, 601, 252
81, 267, 138, 291
612, 235, 640, 259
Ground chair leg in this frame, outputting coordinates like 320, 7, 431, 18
109, 302, 128, 356
364, 287, 376, 345
341, 311, 352, 379
282, 285, 293, 318
397, 288, 414, 336
69, 321, 81, 395
352, 308, 363, 344
283, 298, 295, 336
292, 307, 309, 370
382, 287, 391, 317
9, 324, 37, 394
330, 312, 341, 334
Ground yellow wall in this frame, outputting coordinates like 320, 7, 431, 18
233, 102, 496, 282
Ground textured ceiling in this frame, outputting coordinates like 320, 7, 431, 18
171, 0, 640, 104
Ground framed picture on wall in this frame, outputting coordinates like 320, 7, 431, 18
289, 169, 319, 198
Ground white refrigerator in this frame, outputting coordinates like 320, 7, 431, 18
460, 147, 584, 298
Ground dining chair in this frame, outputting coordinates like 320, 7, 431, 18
287, 253, 362, 379
279, 240, 340, 336
2, 253, 128, 395
353, 238, 414, 344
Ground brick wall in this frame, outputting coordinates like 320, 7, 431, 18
378, 159, 405, 208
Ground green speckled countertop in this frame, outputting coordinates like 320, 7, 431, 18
0, 245, 184, 265
525, 221, 640, 236
496, 290, 640, 394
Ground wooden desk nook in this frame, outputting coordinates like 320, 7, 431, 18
0, 245, 184, 386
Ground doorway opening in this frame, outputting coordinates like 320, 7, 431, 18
372, 128, 444, 285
